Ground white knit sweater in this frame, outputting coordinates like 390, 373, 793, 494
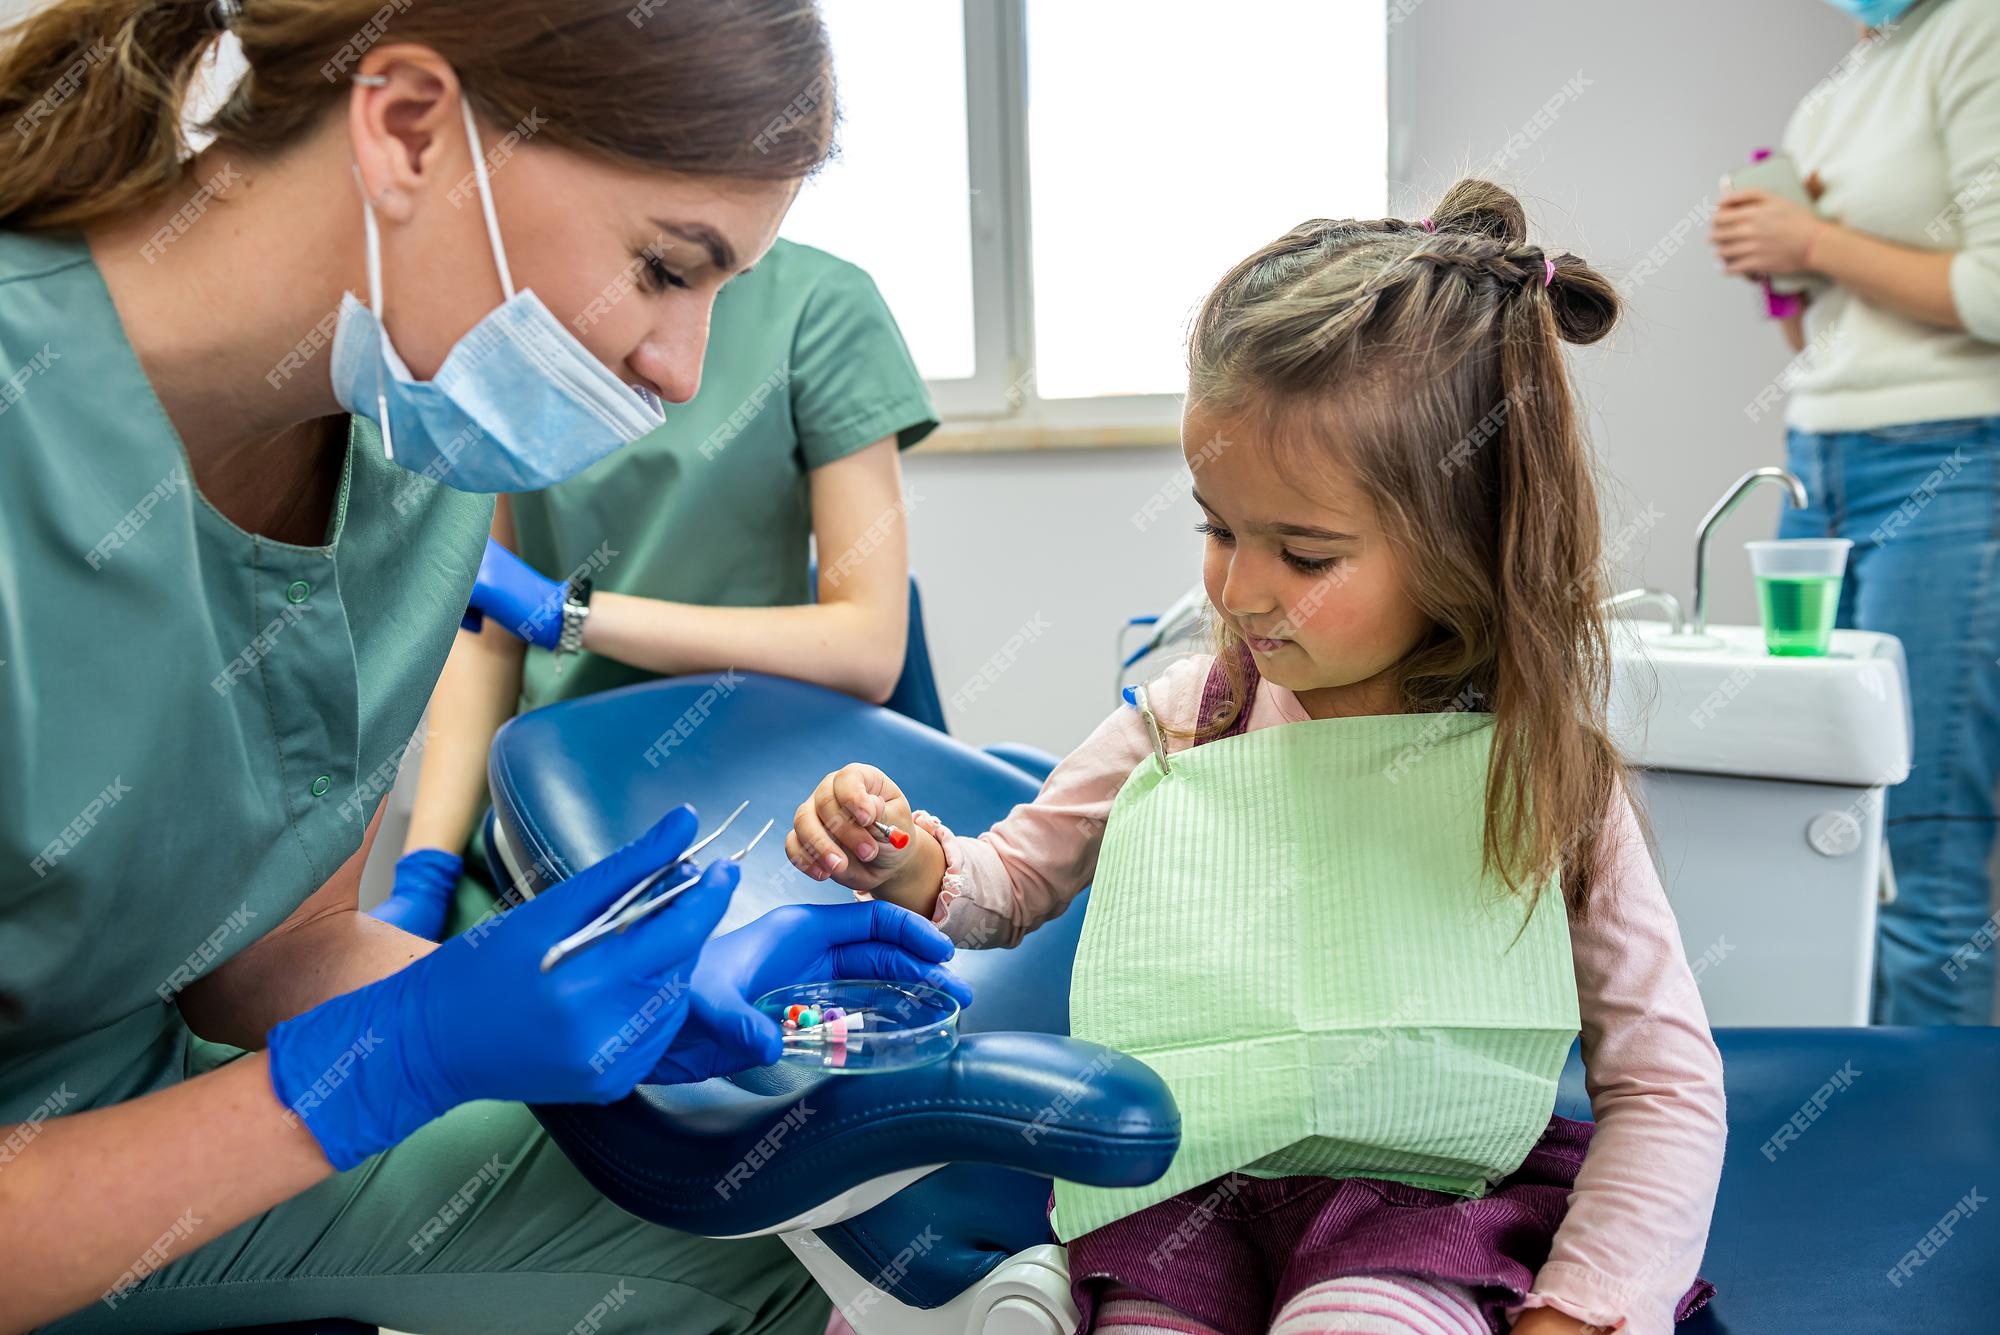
1780, 0, 2000, 432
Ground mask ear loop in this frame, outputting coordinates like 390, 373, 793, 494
458, 94, 515, 300
350, 162, 396, 463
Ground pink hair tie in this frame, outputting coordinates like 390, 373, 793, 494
1418, 217, 1436, 233
1543, 257, 1556, 287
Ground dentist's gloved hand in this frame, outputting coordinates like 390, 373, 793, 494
366, 848, 463, 941
647, 900, 973, 1084
268, 805, 732, 1170
460, 537, 565, 649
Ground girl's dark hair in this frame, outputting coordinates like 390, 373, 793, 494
1185, 178, 1630, 918
2, 0, 836, 231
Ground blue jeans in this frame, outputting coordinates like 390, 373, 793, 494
1781, 416, 2000, 1025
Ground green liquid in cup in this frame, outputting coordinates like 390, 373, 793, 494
1756, 573, 1842, 656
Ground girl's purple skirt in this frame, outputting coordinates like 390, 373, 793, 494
1064, 1115, 1715, 1335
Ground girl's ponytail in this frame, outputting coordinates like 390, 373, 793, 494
2, 0, 224, 231
1485, 246, 1623, 916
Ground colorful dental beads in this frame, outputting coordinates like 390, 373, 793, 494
782, 1005, 849, 1031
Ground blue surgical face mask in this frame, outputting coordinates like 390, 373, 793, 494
330, 95, 665, 493
1820, 0, 1917, 27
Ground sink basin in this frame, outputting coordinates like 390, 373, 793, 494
1609, 619, 1910, 787
1610, 619, 1913, 1025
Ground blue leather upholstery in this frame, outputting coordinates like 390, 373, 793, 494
980, 742, 1062, 785
1555, 1027, 2000, 1333
490, 670, 2000, 1327
490, 672, 1175, 1304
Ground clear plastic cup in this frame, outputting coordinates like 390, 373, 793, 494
1745, 539, 1851, 657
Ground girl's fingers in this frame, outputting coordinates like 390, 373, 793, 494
793, 796, 849, 875
815, 788, 876, 863
831, 765, 886, 826
787, 767, 908, 884
785, 830, 828, 880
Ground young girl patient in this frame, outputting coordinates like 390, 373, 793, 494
785, 179, 1724, 1335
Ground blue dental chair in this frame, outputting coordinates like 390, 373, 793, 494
485, 667, 1173, 1334
487, 666, 2000, 1334
486, 576, 2000, 1332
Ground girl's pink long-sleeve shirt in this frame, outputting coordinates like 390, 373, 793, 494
904, 655, 1726, 1335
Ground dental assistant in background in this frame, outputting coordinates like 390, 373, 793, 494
375, 239, 935, 940
1709, 0, 2000, 1025
0, 1, 965, 1330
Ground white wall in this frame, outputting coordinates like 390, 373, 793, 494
912, 0, 1860, 754
8, 0, 1862, 890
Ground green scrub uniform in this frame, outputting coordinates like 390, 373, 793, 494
511, 237, 936, 712
0, 231, 824, 1334
449, 239, 935, 926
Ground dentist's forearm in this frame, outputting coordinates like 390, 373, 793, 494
177, 907, 434, 1049
1808, 225, 1963, 331
583, 594, 905, 704
177, 804, 434, 1048
402, 623, 526, 856
0, 1052, 332, 1333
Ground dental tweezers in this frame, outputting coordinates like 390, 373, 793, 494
537, 800, 774, 973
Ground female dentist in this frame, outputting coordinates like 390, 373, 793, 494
0, 1, 963, 1331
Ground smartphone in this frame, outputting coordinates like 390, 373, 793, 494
1722, 151, 1826, 296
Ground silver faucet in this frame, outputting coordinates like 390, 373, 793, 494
1690, 467, 1809, 637
1603, 587, 1687, 636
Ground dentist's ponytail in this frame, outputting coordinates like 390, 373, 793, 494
1, 0, 836, 232
0, 0, 220, 231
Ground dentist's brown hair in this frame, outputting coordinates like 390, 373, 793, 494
1184, 178, 1633, 918
1, 0, 835, 231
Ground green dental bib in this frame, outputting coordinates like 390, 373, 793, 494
1051, 711, 1579, 1242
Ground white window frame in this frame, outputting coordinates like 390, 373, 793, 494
937, 0, 1186, 439
932, 0, 1408, 448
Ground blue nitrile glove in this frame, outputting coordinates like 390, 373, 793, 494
268, 804, 734, 1170
646, 900, 974, 1084
459, 538, 566, 649
367, 848, 463, 941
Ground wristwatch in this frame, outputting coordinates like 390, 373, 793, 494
554, 576, 592, 666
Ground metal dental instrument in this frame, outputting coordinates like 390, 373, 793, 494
581, 800, 750, 936
866, 818, 909, 853
1123, 683, 1173, 776
537, 803, 768, 973
599, 817, 774, 939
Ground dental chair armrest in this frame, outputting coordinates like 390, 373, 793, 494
981, 743, 1063, 785
530, 1031, 1178, 1237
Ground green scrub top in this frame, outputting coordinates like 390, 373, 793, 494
0, 230, 492, 1124
508, 238, 937, 712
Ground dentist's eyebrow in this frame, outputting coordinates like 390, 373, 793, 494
1190, 487, 1355, 541
650, 220, 739, 273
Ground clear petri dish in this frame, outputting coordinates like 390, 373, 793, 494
749, 979, 960, 1076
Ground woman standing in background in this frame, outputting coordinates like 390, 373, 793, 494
1711, 0, 2000, 1025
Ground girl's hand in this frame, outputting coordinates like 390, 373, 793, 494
1509, 1308, 1603, 1334
1710, 174, 1830, 280
786, 763, 938, 901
